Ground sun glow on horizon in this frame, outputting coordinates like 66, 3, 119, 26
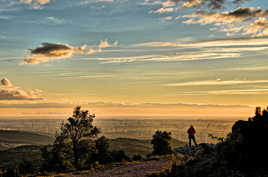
1, 0, 268, 119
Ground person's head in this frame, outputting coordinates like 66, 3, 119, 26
190, 125, 194, 128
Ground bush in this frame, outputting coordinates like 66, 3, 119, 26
110, 150, 130, 162
151, 131, 172, 155
18, 159, 37, 175
2, 167, 21, 177
132, 154, 142, 161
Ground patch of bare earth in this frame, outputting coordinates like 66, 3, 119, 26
74, 159, 172, 177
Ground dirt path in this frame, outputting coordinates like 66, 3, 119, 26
74, 159, 172, 177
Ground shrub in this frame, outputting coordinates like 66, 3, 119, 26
110, 150, 130, 162
151, 131, 172, 155
132, 154, 142, 161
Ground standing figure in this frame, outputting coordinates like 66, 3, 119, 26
187, 125, 197, 147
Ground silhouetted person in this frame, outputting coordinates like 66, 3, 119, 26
187, 125, 197, 147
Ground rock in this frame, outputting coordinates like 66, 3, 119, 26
174, 143, 215, 156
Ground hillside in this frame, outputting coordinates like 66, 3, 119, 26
109, 138, 186, 157
0, 130, 186, 170
0, 130, 54, 150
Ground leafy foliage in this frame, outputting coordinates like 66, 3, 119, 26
41, 106, 100, 171
63, 106, 100, 169
151, 131, 172, 155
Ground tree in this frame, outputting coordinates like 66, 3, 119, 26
55, 106, 100, 169
151, 131, 172, 155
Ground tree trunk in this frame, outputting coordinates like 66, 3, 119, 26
73, 141, 79, 169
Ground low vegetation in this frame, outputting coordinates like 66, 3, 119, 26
148, 107, 268, 177
151, 131, 172, 155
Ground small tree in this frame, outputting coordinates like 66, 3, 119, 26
151, 131, 172, 155
55, 106, 100, 169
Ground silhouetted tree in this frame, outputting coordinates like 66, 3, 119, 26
51, 106, 100, 170
151, 131, 172, 155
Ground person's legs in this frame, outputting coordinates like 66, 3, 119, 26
192, 136, 197, 146
189, 136, 192, 147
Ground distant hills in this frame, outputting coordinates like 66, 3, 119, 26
0, 130, 54, 150
0, 129, 186, 168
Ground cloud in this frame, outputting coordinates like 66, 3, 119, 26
86, 101, 251, 108
97, 0, 114, 2
181, 8, 268, 37
98, 40, 118, 51
0, 102, 71, 108
156, 0, 249, 11
167, 79, 268, 87
1, 78, 13, 87
0, 101, 251, 110
98, 51, 240, 63
163, 16, 173, 20
183, 8, 268, 24
208, 88, 268, 95
242, 18, 268, 37
151, 0, 268, 37
20, 0, 52, 9
152, 7, 176, 14
136, 38, 268, 48
21, 43, 78, 64
176, 88, 268, 95
162, 0, 176, 7
123, 38, 267, 63
0, 78, 43, 100
87, 101, 252, 108
21, 41, 118, 64
227, 66, 268, 71
46, 16, 65, 25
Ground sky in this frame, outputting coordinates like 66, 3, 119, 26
1, 0, 268, 118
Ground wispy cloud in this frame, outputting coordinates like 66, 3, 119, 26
0, 100, 252, 110
105, 37, 268, 64
177, 88, 268, 95
150, 0, 268, 37
181, 8, 268, 37
227, 66, 268, 71
96, 0, 114, 2
0, 78, 43, 100
151, 0, 249, 14
98, 51, 240, 63
98, 40, 118, 51
137, 38, 268, 48
87, 101, 252, 108
208, 88, 268, 95
167, 79, 268, 87
46, 16, 65, 25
